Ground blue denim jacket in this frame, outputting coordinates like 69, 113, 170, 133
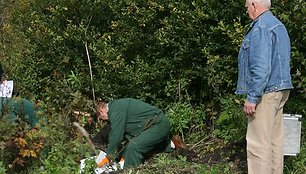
236, 11, 293, 104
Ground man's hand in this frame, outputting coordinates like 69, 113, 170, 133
243, 100, 256, 116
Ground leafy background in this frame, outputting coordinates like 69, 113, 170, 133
0, 0, 305, 173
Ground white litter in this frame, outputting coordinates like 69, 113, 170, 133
80, 150, 124, 174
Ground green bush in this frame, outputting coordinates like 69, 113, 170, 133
166, 101, 207, 139
0, 161, 6, 174
0, 109, 46, 173
1, 0, 305, 173
213, 95, 247, 142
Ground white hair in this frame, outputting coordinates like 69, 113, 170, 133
247, 0, 271, 9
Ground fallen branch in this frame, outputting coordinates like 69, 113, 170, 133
73, 122, 97, 155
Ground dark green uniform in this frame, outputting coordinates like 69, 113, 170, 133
0, 97, 39, 128
106, 98, 172, 168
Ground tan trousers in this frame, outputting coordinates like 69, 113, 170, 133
246, 90, 290, 174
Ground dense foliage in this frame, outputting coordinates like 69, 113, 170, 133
1, 0, 305, 173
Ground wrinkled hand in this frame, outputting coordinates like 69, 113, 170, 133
243, 100, 256, 116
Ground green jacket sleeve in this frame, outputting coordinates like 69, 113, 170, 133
107, 111, 126, 160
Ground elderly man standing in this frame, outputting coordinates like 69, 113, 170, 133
236, 0, 293, 174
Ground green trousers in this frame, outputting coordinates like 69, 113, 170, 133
0, 97, 39, 128
122, 115, 172, 168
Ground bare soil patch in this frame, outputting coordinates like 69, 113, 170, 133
171, 140, 248, 173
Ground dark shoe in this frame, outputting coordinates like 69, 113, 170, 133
172, 134, 188, 149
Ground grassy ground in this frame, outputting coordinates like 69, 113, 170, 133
114, 138, 305, 174
116, 138, 248, 174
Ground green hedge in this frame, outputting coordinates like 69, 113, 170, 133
1, 0, 306, 173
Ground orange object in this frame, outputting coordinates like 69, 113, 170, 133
172, 134, 188, 149
97, 157, 109, 168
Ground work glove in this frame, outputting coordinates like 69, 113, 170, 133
101, 157, 124, 173
95, 151, 109, 168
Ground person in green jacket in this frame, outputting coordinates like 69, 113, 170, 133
0, 97, 40, 128
0, 66, 39, 128
95, 98, 187, 169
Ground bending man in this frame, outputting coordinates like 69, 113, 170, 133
95, 98, 187, 168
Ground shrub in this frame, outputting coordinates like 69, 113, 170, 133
166, 101, 208, 142
213, 95, 247, 142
